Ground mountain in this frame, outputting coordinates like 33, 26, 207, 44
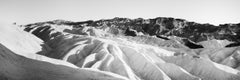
28, 18, 240, 42
1, 17, 240, 80
0, 23, 128, 80
25, 17, 240, 48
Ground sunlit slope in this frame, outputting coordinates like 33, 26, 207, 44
0, 23, 129, 80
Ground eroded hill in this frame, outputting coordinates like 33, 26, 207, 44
1, 17, 240, 80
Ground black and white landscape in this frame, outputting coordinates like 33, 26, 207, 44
0, 17, 240, 80
0, 0, 240, 80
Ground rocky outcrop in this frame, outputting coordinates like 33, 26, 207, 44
31, 17, 239, 43
19, 21, 240, 80
1, 16, 240, 80
24, 17, 240, 48
81, 17, 239, 43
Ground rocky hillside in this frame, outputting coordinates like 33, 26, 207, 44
25, 17, 240, 43
1, 17, 240, 80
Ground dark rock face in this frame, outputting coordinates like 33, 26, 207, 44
225, 42, 240, 47
23, 17, 240, 48
125, 28, 137, 36
182, 39, 204, 49
156, 35, 170, 40
59, 17, 239, 43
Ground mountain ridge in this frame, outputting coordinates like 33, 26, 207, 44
24, 17, 240, 47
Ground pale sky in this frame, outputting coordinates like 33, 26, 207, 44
0, 0, 239, 25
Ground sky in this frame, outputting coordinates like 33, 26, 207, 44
0, 0, 239, 25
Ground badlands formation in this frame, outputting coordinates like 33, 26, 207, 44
1, 17, 240, 80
